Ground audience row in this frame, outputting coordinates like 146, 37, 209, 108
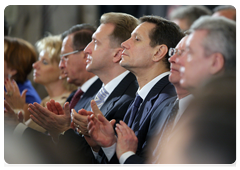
4, 5, 236, 164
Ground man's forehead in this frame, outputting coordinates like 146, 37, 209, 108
187, 30, 207, 47
177, 36, 188, 49
61, 37, 73, 52
131, 22, 154, 37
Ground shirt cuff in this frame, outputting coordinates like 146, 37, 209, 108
13, 123, 28, 138
119, 151, 135, 164
102, 143, 116, 161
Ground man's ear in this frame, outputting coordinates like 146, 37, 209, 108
113, 48, 123, 63
209, 53, 225, 74
152, 45, 168, 62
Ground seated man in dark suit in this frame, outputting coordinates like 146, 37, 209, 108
114, 16, 236, 164
86, 15, 184, 163
28, 12, 139, 163
12, 24, 101, 135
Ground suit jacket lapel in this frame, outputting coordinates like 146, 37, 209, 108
132, 75, 173, 130
100, 72, 137, 117
75, 78, 102, 111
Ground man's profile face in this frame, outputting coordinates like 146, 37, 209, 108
84, 23, 116, 75
120, 22, 156, 74
168, 36, 188, 85
59, 35, 88, 86
176, 30, 213, 91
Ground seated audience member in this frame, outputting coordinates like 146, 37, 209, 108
26, 35, 77, 133
4, 36, 41, 121
4, 23, 99, 164
156, 73, 236, 164
34, 34, 77, 107
176, 16, 236, 93
86, 15, 184, 164
169, 5, 211, 31
113, 15, 236, 164
212, 5, 236, 21
148, 15, 236, 164
137, 35, 193, 164
28, 13, 139, 164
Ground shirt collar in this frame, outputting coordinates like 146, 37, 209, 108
138, 71, 170, 101
79, 76, 99, 93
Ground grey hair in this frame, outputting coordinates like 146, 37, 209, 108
169, 5, 212, 29
213, 5, 236, 13
189, 16, 236, 70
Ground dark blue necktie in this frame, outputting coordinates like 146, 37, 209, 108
127, 94, 143, 127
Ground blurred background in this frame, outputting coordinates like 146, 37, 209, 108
4, 5, 218, 99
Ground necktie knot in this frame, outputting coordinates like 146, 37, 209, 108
133, 95, 143, 108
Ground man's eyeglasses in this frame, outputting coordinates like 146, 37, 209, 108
169, 48, 184, 57
60, 48, 84, 61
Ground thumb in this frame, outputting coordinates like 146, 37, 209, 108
70, 109, 77, 129
110, 119, 116, 127
91, 100, 103, 117
18, 111, 24, 123
64, 102, 70, 116
97, 114, 109, 125
21, 89, 28, 100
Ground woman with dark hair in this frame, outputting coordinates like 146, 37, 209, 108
4, 36, 41, 121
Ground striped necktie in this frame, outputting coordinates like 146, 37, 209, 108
94, 86, 109, 109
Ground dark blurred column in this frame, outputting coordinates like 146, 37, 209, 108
42, 5, 51, 36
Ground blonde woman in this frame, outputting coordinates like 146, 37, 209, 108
5, 35, 77, 133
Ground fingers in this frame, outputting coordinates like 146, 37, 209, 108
18, 111, 24, 123
12, 79, 21, 95
72, 110, 88, 133
33, 102, 50, 116
87, 114, 97, 137
46, 102, 53, 112
49, 99, 57, 113
28, 104, 45, 127
55, 101, 64, 115
63, 102, 70, 117
116, 121, 134, 136
4, 100, 12, 112
21, 89, 28, 100
97, 113, 109, 125
110, 119, 116, 127
78, 109, 92, 116
28, 103, 48, 124
4, 78, 12, 93
91, 100, 103, 117
30, 114, 45, 128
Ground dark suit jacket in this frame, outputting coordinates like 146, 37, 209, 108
19, 78, 102, 163
57, 72, 139, 163
124, 96, 177, 164
101, 75, 177, 164
65, 90, 77, 103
